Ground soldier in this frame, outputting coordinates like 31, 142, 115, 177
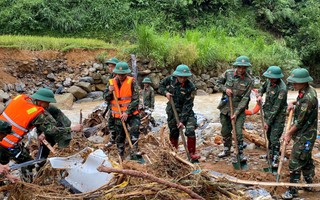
0, 120, 20, 183
282, 68, 318, 200
256, 66, 287, 168
215, 56, 254, 163
104, 62, 140, 158
158, 64, 200, 161
0, 88, 82, 180
141, 77, 156, 130
103, 57, 119, 148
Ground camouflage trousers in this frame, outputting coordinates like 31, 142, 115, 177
220, 112, 246, 148
266, 117, 285, 158
289, 133, 316, 181
108, 111, 116, 143
114, 114, 140, 154
167, 112, 196, 139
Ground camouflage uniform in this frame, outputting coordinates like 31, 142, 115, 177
104, 77, 140, 156
289, 85, 318, 186
258, 79, 287, 165
38, 104, 72, 159
103, 72, 116, 145
142, 86, 155, 110
215, 68, 253, 160
159, 75, 196, 138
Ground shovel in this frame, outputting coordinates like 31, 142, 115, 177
229, 96, 248, 170
276, 109, 294, 182
10, 145, 46, 171
169, 97, 192, 162
259, 103, 276, 173
110, 80, 144, 164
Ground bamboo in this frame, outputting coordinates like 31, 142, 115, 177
97, 166, 205, 200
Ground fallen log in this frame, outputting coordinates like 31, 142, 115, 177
97, 166, 205, 200
242, 128, 266, 148
208, 170, 320, 188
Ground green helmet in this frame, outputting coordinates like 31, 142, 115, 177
0, 120, 13, 134
31, 88, 56, 103
113, 62, 131, 74
142, 77, 152, 83
105, 57, 119, 65
173, 64, 192, 77
287, 68, 313, 83
233, 56, 252, 67
263, 66, 284, 79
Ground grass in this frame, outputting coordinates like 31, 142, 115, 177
0, 35, 113, 51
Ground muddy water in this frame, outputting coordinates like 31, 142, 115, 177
63, 89, 320, 125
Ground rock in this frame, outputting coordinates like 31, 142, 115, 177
95, 84, 106, 91
87, 135, 104, 144
0, 102, 5, 114
0, 90, 10, 101
201, 74, 210, 81
246, 143, 256, 150
79, 77, 94, 84
75, 82, 91, 93
76, 97, 94, 103
196, 89, 209, 96
53, 93, 75, 110
67, 86, 88, 100
15, 83, 25, 92
47, 73, 56, 81
86, 91, 104, 99
63, 77, 72, 87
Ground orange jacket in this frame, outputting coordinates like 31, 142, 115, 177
0, 94, 44, 148
110, 77, 139, 118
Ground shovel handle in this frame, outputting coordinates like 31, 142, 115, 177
110, 80, 133, 149
42, 139, 56, 155
169, 97, 191, 161
276, 109, 294, 181
229, 96, 239, 157
259, 102, 271, 165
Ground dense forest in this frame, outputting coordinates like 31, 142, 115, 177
0, 0, 319, 82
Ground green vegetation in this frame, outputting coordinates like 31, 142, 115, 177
0, 0, 319, 80
0, 35, 111, 51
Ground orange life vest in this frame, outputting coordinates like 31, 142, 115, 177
110, 77, 139, 118
0, 94, 44, 148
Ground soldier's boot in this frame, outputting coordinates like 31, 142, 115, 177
303, 176, 313, 192
170, 137, 179, 149
218, 147, 231, 158
105, 131, 116, 148
187, 137, 200, 161
238, 142, 247, 163
282, 171, 300, 199
271, 146, 280, 168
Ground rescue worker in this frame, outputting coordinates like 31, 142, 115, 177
158, 64, 200, 161
0, 88, 82, 179
282, 68, 318, 200
215, 56, 254, 163
104, 62, 140, 158
140, 77, 156, 134
0, 120, 20, 183
256, 66, 288, 168
103, 57, 119, 148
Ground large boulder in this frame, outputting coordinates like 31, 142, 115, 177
53, 93, 75, 110
67, 86, 87, 100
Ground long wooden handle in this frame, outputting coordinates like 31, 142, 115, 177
42, 139, 56, 155
169, 97, 191, 161
259, 102, 270, 161
229, 96, 239, 156
109, 80, 134, 149
277, 109, 294, 181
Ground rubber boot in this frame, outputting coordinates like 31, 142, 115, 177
238, 141, 247, 163
218, 147, 230, 158
282, 171, 300, 199
271, 146, 280, 168
187, 137, 200, 161
303, 176, 313, 192
170, 137, 179, 149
